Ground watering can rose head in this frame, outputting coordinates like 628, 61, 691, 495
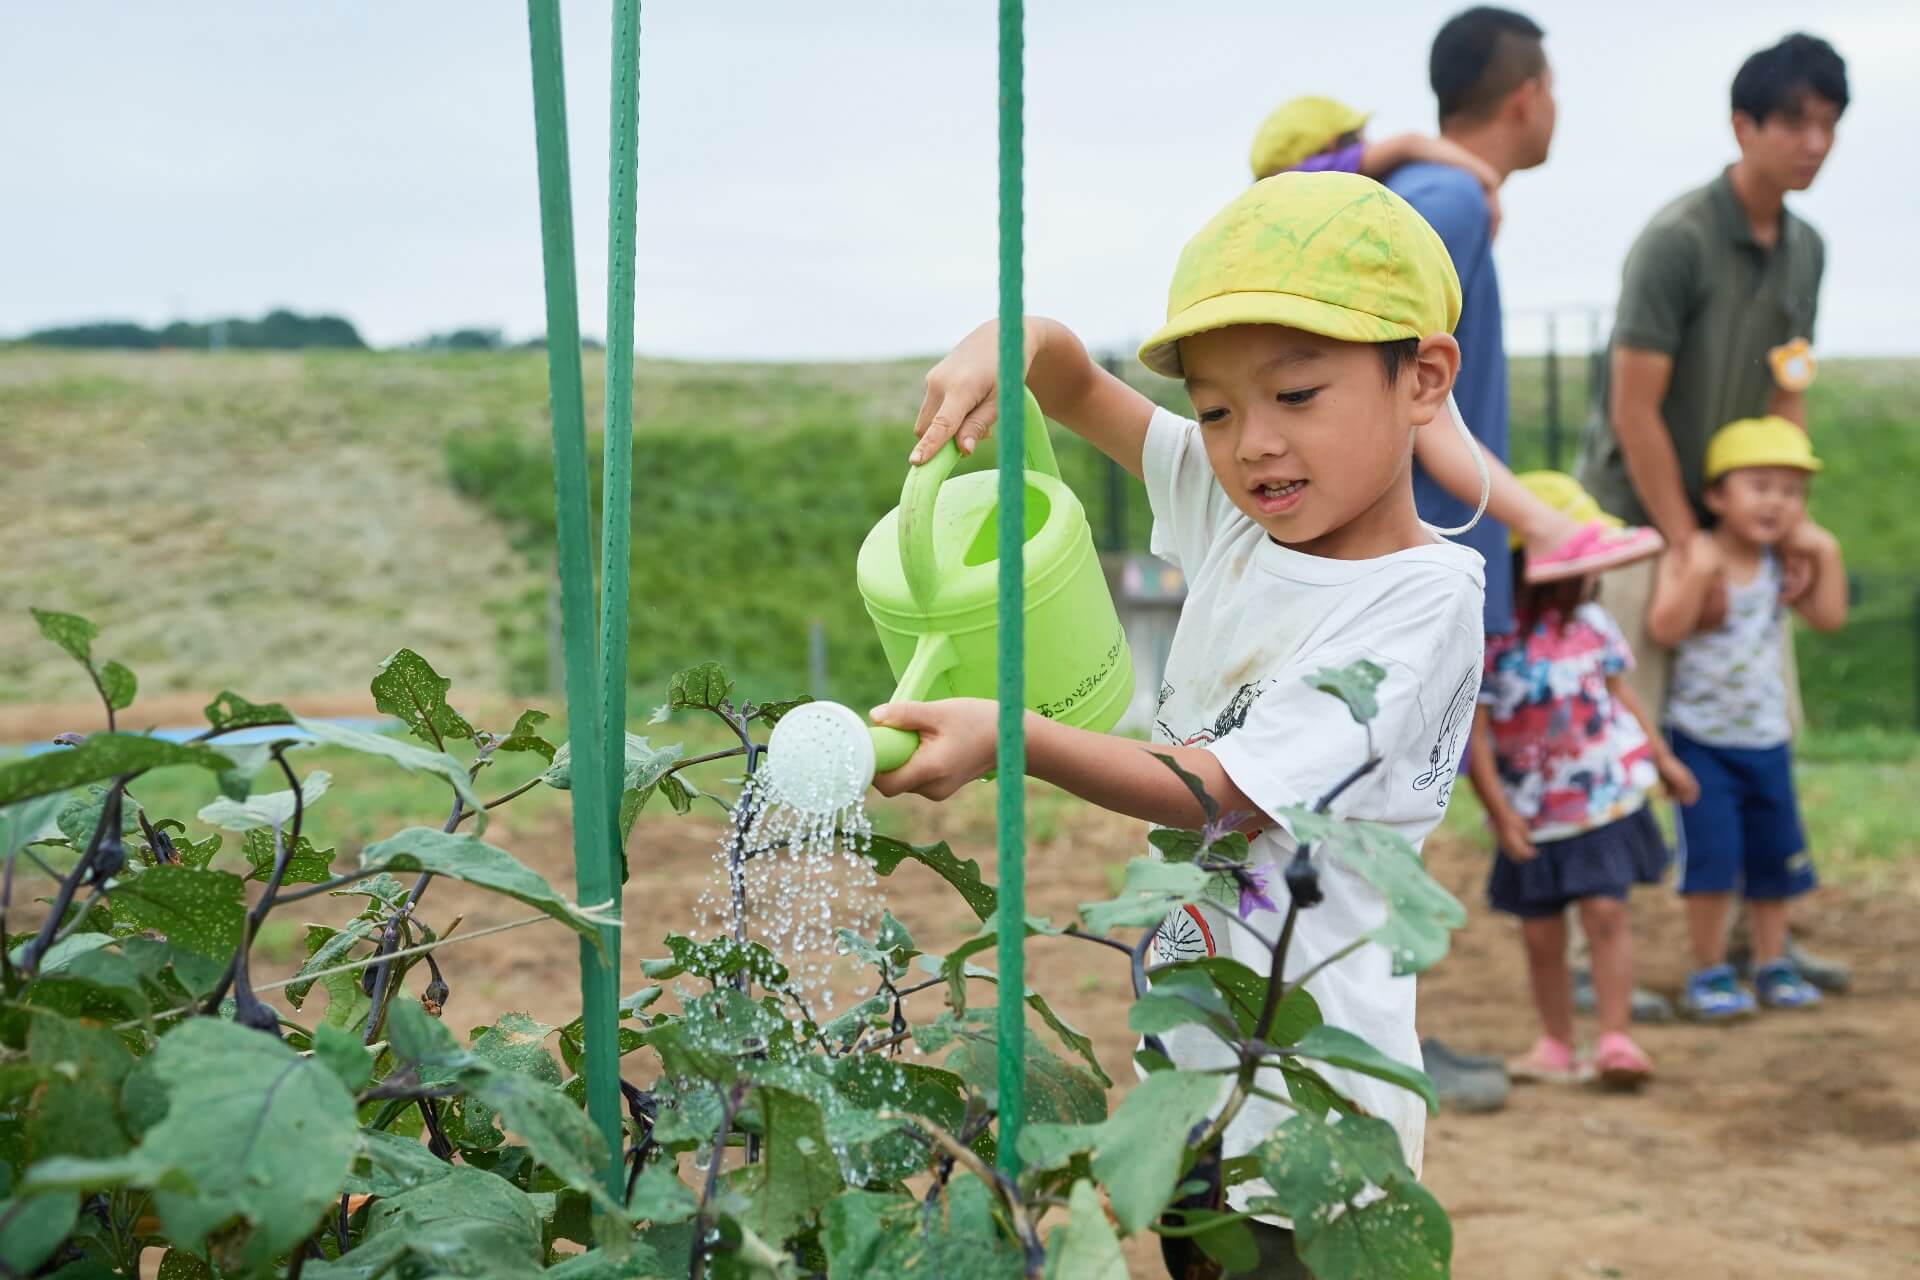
1139, 171, 1469, 556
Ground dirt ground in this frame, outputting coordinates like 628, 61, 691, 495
303, 794, 1920, 1280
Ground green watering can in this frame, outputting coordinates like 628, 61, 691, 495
857, 388, 1135, 773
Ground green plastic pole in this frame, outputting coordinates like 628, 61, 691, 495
993, 0, 1027, 1178
525, 0, 624, 1205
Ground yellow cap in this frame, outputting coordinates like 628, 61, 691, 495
1249, 96, 1370, 179
1704, 416, 1823, 482
1508, 471, 1621, 550
1138, 171, 1462, 379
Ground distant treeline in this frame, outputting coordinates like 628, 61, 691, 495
411, 328, 604, 352
23, 310, 366, 350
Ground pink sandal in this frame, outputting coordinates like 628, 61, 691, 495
1589, 1032, 1653, 1091
1525, 521, 1665, 583
1508, 1035, 1578, 1085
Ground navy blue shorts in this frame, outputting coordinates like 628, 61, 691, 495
1669, 729, 1813, 900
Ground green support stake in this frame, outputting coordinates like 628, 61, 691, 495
525, 0, 625, 1206
993, 0, 1027, 1177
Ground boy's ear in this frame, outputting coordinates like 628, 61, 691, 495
1408, 334, 1460, 426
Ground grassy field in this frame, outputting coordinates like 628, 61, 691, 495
1, 344, 1913, 737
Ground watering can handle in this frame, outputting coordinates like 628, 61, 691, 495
899, 386, 1058, 612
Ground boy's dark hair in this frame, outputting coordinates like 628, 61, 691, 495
1731, 34, 1849, 124
1378, 338, 1420, 386
1430, 7, 1547, 125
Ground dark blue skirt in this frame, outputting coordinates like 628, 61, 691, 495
1487, 805, 1671, 920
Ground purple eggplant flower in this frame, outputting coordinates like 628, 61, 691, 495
1235, 862, 1281, 918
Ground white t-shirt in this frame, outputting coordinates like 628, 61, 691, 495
1140, 407, 1485, 1199
1666, 551, 1790, 749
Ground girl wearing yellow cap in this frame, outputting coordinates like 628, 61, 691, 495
1645, 417, 1846, 1019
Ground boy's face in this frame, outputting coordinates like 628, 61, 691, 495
1734, 89, 1841, 192
1180, 324, 1455, 557
1705, 466, 1809, 545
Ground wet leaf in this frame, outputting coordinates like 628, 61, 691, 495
738, 1086, 841, 1240
668, 661, 733, 712
628, 1161, 697, 1224
864, 835, 996, 921
0, 735, 227, 807
821, 1177, 1024, 1278
1018, 1068, 1219, 1232
344, 1128, 454, 1198
643, 935, 789, 987
1254, 1112, 1449, 1279
110, 866, 246, 962
310, 1164, 545, 1280
371, 648, 476, 748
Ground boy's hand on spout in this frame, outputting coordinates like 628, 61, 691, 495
869, 698, 998, 800
911, 321, 1040, 464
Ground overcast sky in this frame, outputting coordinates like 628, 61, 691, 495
6, 1, 1915, 358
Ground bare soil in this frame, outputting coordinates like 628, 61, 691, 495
286, 796, 1920, 1279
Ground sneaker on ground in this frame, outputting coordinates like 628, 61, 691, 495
1507, 1035, 1580, 1085
1572, 967, 1676, 1023
1680, 963, 1757, 1022
1420, 1037, 1511, 1113
1733, 938, 1852, 994
1754, 960, 1824, 1010
1589, 1031, 1654, 1091
1524, 522, 1665, 584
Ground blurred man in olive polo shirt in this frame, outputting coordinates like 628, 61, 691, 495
1579, 32, 1849, 990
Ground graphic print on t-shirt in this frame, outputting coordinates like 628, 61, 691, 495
1411, 666, 1477, 807
1151, 904, 1216, 963
1157, 679, 1271, 748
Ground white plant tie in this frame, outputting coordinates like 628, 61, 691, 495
1429, 392, 1489, 537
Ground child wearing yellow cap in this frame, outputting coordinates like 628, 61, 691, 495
1249, 94, 1506, 236
1645, 417, 1846, 1019
875, 171, 1485, 1259
1465, 472, 1698, 1091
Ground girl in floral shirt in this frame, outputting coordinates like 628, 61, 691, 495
1465, 474, 1698, 1090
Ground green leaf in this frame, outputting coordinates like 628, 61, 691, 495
754, 696, 813, 726
668, 661, 733, 712
240, 826, 335, 884
294, 716, 489, 833
1283, 1025, 1437, 1115
739, 1086, 842, 1240
1, 794, 67, 859
836, 910, 918, 977
286, 917, 380, 1008
1018, 1068, 1219, 1233
545, 1242, 674, 1279
97, 661, 136, 713
344, 1128, 453, 1198
202, 691, 293, 732
385, 1002, 618, 1215
371, 648, 476, 748
453, 1012, 562, 1151
155, 1250, 215, 1280
313, 1023, 375, 1092
1254, 1113, 1449, 1280
629, 1161, 697, 1224
545, 731, 682, 794
1278, 810, 1466, 976
1129, 966, 1238, 1040
821, 1177, 1024, 1278
108, 866, 246, 962
312, 1165, 545, 1280
169, 831, 223, 873
360, 827, 603, 941
1044, 1179, 1127, 1279
644, 934, 790, 987
55, 784, 139, 847
496, 709, 557, 762
0, 1191, 78, 1275
31, 608, 96, 665
864, 834, 996, 921
26, 1011, 134, 1163
927, 1011, 1107, 1127
1153, 956, 1323, 1042
0, 735, 228, 807
1305, 659, 1388, 726
196, 769, 331, 831
1077, 858, 1212, 935
1147, 750, 1219, 824
127, 1019, 358, 1269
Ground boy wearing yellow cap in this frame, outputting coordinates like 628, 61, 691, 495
1646, 417, 1846, 1018
875, 171, 1485, 1259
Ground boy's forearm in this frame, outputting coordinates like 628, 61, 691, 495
1645, 555, 1708, 646
1023, 318, 1155, 479
1023, 714, 1260, 831
1795, 540, 1849, 631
